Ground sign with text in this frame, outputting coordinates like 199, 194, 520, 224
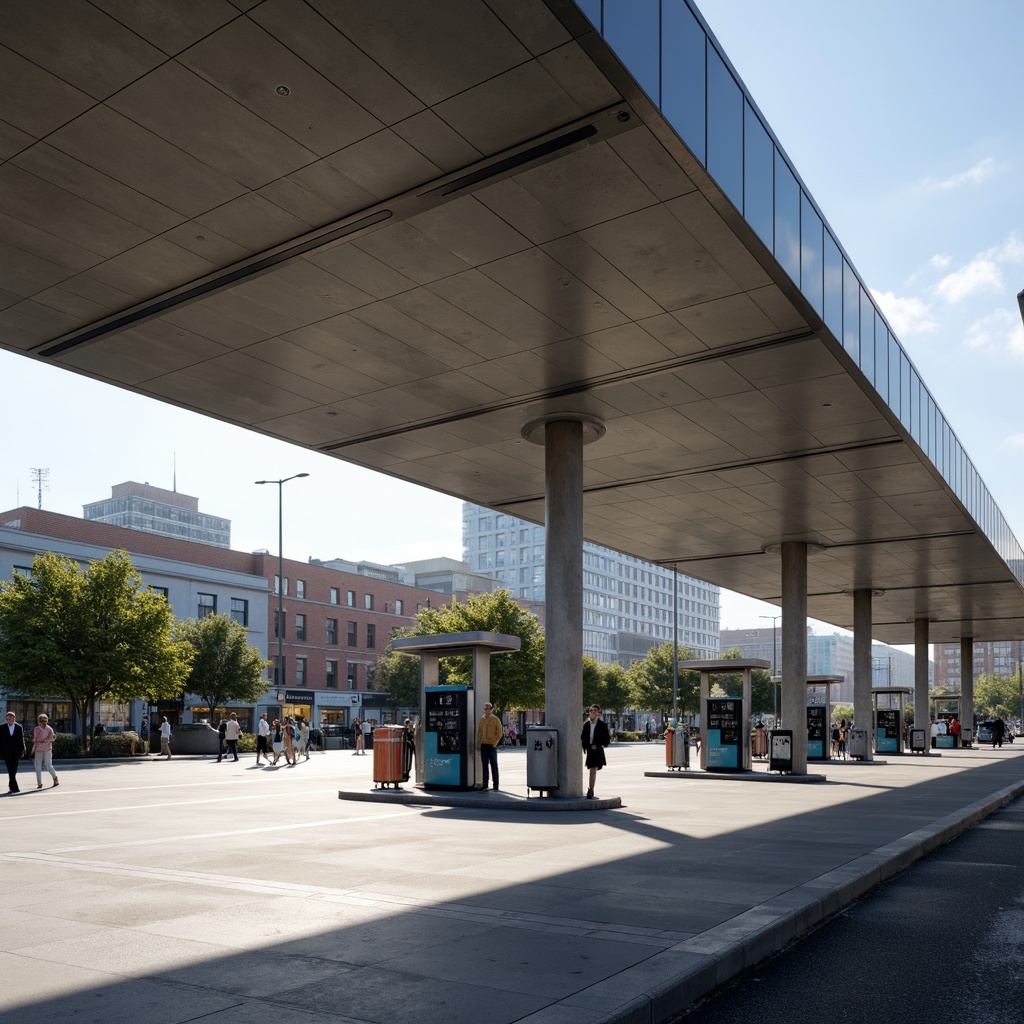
706, 697, 743, 770
806, 704, 828, 760
424, 686, 471, 789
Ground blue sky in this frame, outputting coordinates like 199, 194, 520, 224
2, 0, 1023, 636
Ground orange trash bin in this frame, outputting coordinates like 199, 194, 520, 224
372, 726, 406, 788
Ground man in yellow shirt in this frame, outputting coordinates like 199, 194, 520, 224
476, 702, 503, 791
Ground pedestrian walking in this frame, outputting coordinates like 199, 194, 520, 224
159, 717, 172, 758
216, 718, 227, 762
256, 713, 270, 764
269, 719, 284, 764
283, 717, 297, 765
224, 713, 242, 762
352, 718, 364, 755
1, 710, 26, 794
298, 718, 311, 761
581, 704, 610, 800
31, 713, 59, 789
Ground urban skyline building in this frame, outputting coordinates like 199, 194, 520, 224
933, 640, 1024, 691
463, 502, 720, 666
720, 626, 926, 703
84, 481, 231, 548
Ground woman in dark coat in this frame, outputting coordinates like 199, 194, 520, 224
581, 704, 610, 799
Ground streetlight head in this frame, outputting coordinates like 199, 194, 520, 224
296, 473, 309, 478
254, 480, 269, 485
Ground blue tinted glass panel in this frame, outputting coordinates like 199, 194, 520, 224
662, 0, 706, 164
707, 48, 743, 208
604, 0, 660, 104
924, 392, 934, 459
910, 367, 921, 443
842, 261, 859, 358
888, 333, 901, 419
743, 102, 773, 248
773, 151, 800, 281
859, 288, 874, 383
823, 232, 842, 339
873, 310, 888, 402
800, 193, 823, 315
900, 353, 911, 430
575, 0, 601, 29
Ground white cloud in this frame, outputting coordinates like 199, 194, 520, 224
963, 308, 1024, 356
871, 290, 937, 336
922, 157, 998, 191
934, 236, 1024, 304
930, 253, 952, 270
1001, 434, 1024, 449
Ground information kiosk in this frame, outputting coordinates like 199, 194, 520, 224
807, 676, 843, 761
930, 694, 965, 748
681, 659, 770, 773
392, 631, 521, 790
873, 688, 910, 754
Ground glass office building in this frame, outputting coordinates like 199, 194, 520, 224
463, 502, 720, 666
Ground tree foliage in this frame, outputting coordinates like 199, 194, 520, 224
370, 590, 545, 715
627, 642, 699, 715
0, 550, 192, 750
974, 672, 1023, 721
367, 629, 423, 711
174, 613, 268, 717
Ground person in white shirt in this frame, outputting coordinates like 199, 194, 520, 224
159, 717, 172, 758
223, 713, 243, 762
256, 713, 270, 765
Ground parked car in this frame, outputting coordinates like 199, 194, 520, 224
976, 721, 994, 744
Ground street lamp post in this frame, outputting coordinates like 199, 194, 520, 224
255, 473, 309, 694
759, 614, 781, 723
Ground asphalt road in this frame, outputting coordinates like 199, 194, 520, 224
674, 793, 1024, 1023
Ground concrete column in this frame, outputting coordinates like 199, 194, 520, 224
852, 589, 874, 760
961, 637, 974, 745
781, 542, 808, 775
914, 618, 929, 750
545, 419, 585, 798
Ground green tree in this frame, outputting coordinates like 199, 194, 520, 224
385, 590, 545, 716
627, 642, 698, 717
974, 672, 1020, 720
0, 550, 192, 750
367, 630, 423, 712
602, 662, 634, 717
582, 656, 605, 709
174, 613, 268, 718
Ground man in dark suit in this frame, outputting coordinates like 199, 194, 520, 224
1, 710, 26, 794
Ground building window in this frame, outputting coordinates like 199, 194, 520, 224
366, 624, 376, 649
230, 598, 248, 626
296, 579, 305, 599
347, 662, 356, 689
346, 590, 355, 606
326, 659, 337, 689
198, 593, 216, 618
347, 621, 357, 646
364, 593, 374, 610
326, 618, 337, 645
295, 656, 306, 686
330, 587, 340, 604
295, 613, 306, 641
151, 585, 169, 601
395, 599, 403, 615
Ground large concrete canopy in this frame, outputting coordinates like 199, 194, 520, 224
2, 0, 1022, 645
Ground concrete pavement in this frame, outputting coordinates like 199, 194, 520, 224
2, 743, 1023, 1024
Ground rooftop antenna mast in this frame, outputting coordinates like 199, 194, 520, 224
29, 467, 49, 509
